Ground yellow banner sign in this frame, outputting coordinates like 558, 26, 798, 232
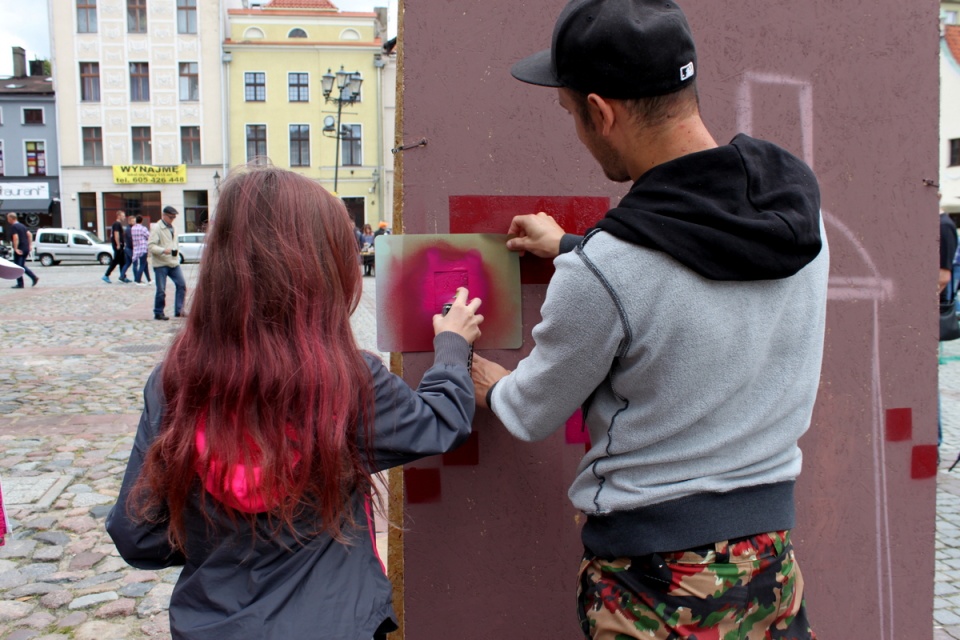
112, 164, 187, 184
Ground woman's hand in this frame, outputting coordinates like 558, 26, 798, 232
433, 287, 483, 345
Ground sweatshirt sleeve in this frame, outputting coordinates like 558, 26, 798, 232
367, 332, 475, 470
105, 368, 186, 570
490, 248, 625, 441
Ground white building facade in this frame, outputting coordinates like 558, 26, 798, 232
49, 0, 225, 237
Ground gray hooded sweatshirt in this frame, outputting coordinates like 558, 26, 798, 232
489, 134, 829, 557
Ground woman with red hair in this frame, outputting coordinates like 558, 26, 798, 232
107, 166, 483, 640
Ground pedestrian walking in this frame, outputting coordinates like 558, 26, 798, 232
106, 166, 483, 640
102, 210, 126, 284
148, 206, 186, 320
132, 215, 151, 285
119, 213, 136, 283
471, 0, 826, 637
6, 213, 38, 288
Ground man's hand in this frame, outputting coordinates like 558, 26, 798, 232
471, 354, 511, 409
163, 248, 171, 255
506, 212, 566, 259
14, 248, 22, 256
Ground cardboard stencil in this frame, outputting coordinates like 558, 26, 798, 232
374, 234, 522, 352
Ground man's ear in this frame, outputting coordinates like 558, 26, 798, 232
586, 93, 616, 136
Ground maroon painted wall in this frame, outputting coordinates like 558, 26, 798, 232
398, 1, 941, 638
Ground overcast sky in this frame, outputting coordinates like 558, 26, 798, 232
0, 0, 390, 77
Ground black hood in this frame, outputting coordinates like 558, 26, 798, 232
594, 134, 822, 281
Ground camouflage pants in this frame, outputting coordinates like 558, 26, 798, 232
577, 530, 815, 640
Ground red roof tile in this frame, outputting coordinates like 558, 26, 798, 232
947, 25, 960, 65
266, 0, 338, 10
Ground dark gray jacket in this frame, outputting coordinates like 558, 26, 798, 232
106, 332, 474, 640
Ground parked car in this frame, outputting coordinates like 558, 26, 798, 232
34, 228, 113, 266
177, 232, 205, 263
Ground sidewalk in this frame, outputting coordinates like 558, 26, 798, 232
0, 265, 385, 639
936, 337, 960, 639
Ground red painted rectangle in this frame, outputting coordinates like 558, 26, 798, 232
442, 432, 480, 466
405, 467, 442, 504
885, 408, 912, 442
564, 408, 590, 445
449, 196, 610, 284
911, 445, 938, 479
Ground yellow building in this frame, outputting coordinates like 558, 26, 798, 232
225, 0, 386, 228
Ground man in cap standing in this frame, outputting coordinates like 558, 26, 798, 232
471, 0, 826, 637
148, 206, 187, 320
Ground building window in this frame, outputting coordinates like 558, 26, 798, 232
132, 126, 152, 164
177, 0, 197, 34
244, 72, 266, 101
289, 125, 310, 167
184, 190, 209, 232
944, 10, 959, 24
25, 141, 46, 176
341, 124, 361, 166
288, 73, 308, 102
130, 62, 150, 101
179, 62, 199, 101
288, 28, 307, 38
82, 127, 103, 166
246, 125, 267, 163
127, 0, 146, 33
242, 27, 265, 39
80, 62, 100, 102
951, 139, 960, 167
0, 141, 4, 176
22, 108, 44, 125
181, 126, 200, 165
77, 0, 97, 33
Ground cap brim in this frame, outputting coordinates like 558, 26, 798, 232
0, 257, 25, 280
510, 49, 562, 87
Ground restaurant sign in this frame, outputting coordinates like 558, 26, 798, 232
0, 182, 49, 200
113, 164, 187, 184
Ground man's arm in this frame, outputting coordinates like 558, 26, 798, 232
11, 231, 20, 255
473, 251, 625, 441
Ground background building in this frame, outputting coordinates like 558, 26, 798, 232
224, 0, 385, 228
0, 47, 60, 237
50, 0, 225, 238
943, 2, 960, 212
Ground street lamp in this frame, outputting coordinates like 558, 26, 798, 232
213, 171, 221, 193
321, 65, 363, 193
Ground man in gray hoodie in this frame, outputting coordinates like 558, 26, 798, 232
471, 0, 827, 637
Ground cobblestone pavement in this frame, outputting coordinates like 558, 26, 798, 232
0, 264, 385, 639
937, 337, 960, 640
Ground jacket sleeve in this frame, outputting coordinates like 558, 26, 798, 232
105, 367, 186, 569
147, 225, 163, 257
366, 332, 475, 470
490, 248, 625, 441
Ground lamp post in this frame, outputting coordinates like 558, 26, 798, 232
213, 171, 221, 193
321, 66, 363, 193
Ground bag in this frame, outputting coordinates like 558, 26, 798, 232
942, 299, 960, 341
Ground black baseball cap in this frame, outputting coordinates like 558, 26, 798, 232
511, 0, 697, 99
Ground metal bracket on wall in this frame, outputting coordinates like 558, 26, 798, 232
391, 138, 427, 154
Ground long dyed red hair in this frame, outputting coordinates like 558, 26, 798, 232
134, 165, 373, 551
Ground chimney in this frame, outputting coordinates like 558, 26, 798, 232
29, 60, 44, 76
11, 47, 26, 78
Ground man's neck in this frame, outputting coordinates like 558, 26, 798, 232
624, 114, 718, 181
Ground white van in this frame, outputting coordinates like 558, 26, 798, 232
34, 228, 114, 266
